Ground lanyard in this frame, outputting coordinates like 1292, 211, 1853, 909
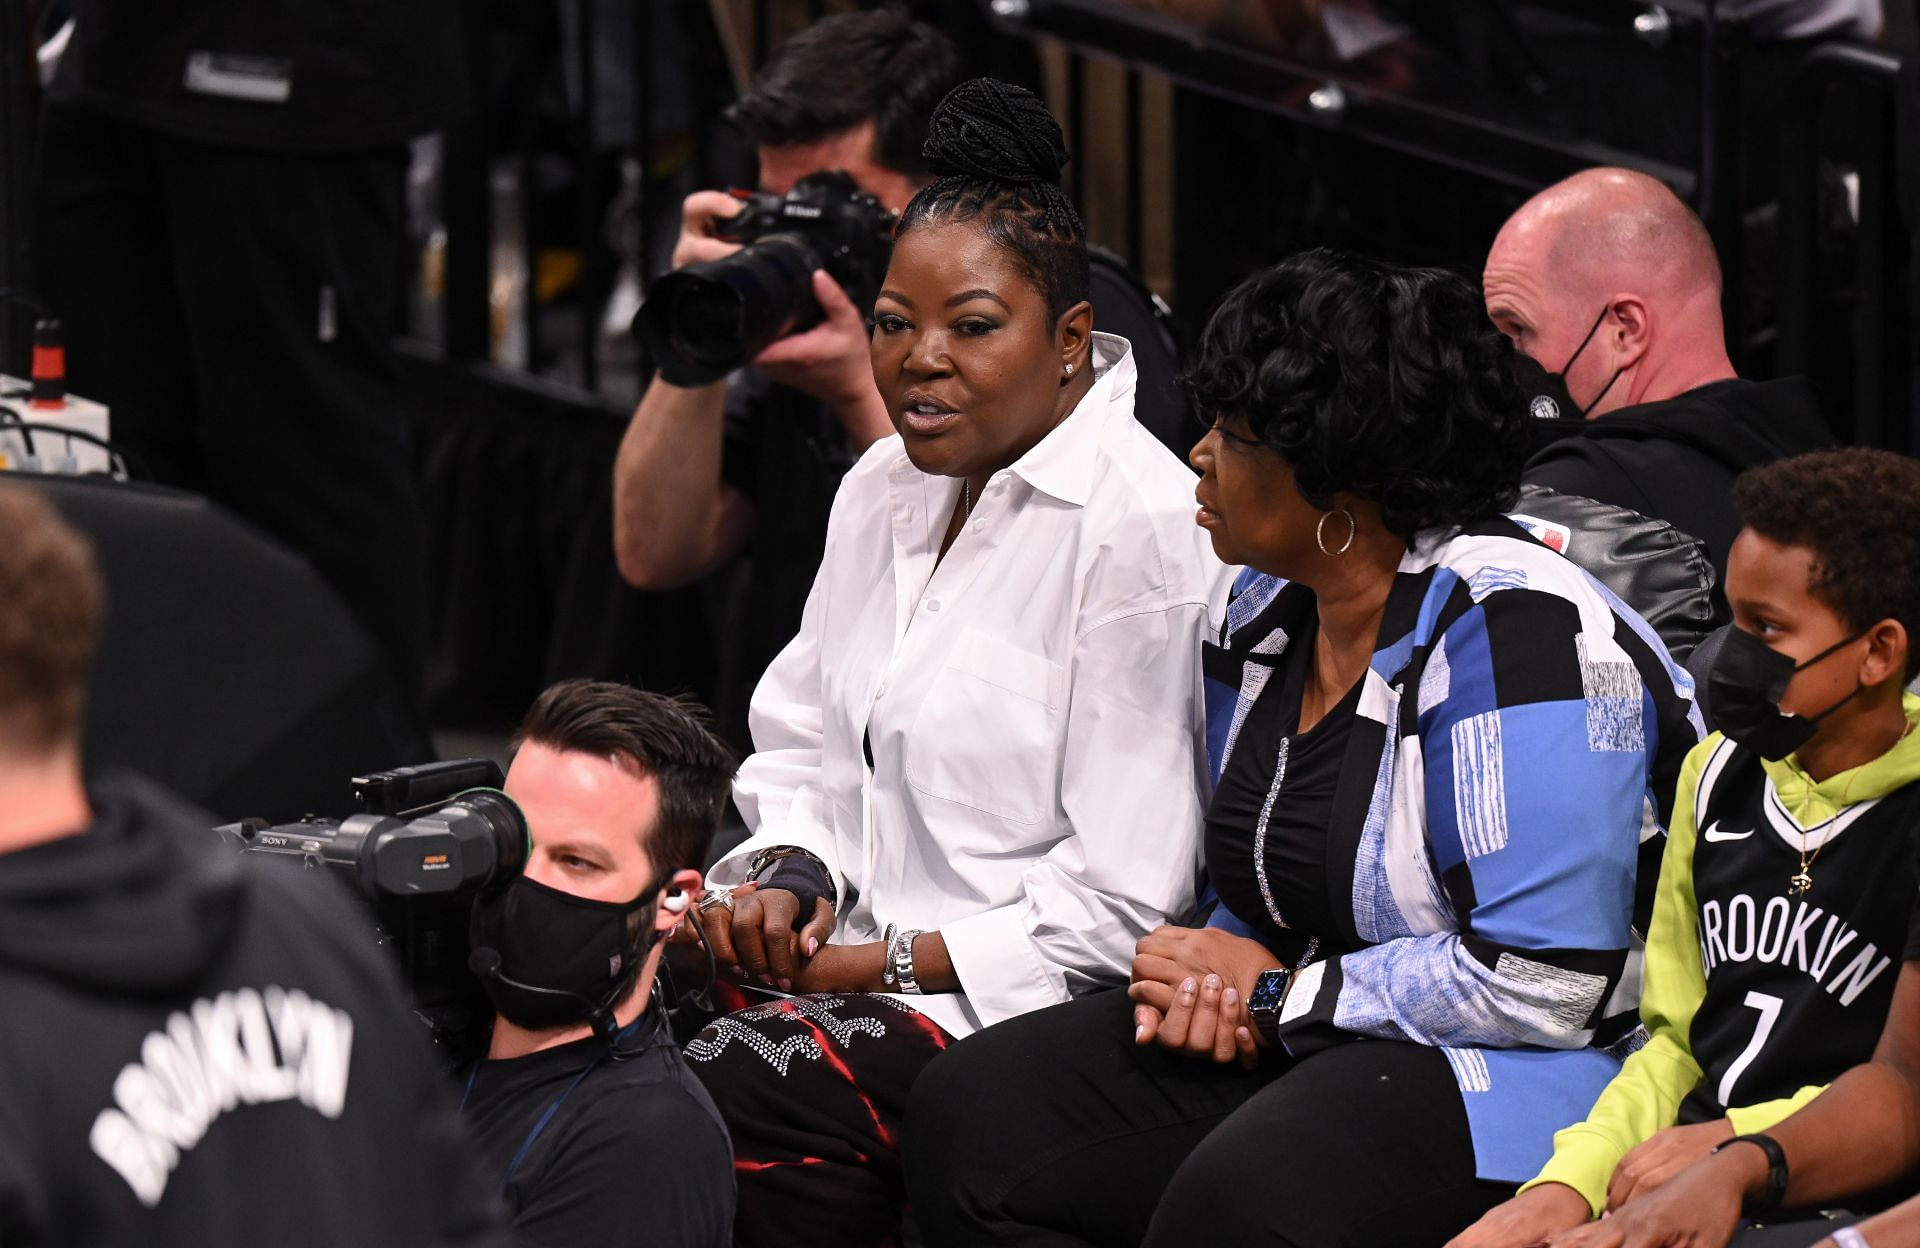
462, 1019, 647, 1196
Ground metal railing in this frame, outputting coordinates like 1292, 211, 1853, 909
419, 0, 1160, 404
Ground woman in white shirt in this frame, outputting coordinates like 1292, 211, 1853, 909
682, 79, 1229, 1247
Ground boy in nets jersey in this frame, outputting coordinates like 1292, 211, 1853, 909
1450, 447, 1920, 1248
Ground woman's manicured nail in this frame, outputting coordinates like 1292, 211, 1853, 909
807, 937, 819, 956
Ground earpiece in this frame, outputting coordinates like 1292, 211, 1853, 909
664, 890, 690, 914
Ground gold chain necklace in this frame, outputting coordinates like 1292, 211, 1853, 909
1788, 720, 1909, 894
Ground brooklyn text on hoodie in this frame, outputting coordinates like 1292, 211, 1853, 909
88, 985, 355, 1207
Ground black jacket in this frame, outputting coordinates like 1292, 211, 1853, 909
48, 0, 468, 151
0, 773, 505, 1247
1523, 377, 1837, 588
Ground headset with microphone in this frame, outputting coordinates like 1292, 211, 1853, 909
469, 889, 700, 1061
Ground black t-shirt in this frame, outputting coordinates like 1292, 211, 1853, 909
713, 371, 855, 752
1680, 740, 1920, 1123
1204, 621, 1363, 966
460, 1014, 733, 1248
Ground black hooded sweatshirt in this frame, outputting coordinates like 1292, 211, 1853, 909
1523, 377, 1837, 590
0, 773, 507, 1247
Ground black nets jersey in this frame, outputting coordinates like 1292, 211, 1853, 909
1680, 737, 1920, 1123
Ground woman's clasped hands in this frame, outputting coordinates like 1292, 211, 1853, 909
682, 882, 838, 993
1127, 925, 1280, 1069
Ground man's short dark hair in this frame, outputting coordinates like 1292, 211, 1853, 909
726, 8, 962, 175
1735, 448, 1920, 677
517, 680, 735, 877
1184, 248, 1527, 541
0, 484, 104, 754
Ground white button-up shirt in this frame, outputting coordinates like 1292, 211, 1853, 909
712, 335, 1233, 1038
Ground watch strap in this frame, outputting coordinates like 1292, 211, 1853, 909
1714, 1133, 1790, 1217
1245, 967, 1292, 1046
889, 928, 924, 995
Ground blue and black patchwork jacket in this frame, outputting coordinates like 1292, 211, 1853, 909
1204, 516, 1702, 1182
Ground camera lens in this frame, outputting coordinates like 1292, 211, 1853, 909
461, 790, 529, 885
637, 234, 822, 386
666, 278, 751, 369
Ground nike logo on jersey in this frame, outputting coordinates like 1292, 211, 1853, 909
1702, 821, 1755, 842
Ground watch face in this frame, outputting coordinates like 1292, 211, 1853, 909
1248, 968, 1290, 1015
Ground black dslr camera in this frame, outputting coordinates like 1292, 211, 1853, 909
217, 758, 527, 1053
636, 171, 897, 386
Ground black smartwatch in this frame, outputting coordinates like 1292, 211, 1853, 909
1245, 967, 1293, 1047
1713, 1133, 1790, 1217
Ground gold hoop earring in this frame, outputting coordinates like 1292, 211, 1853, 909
1316, 509, 1356, 556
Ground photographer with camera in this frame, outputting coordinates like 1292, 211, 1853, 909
458, 679, 736, 1248
0, 483, 505, 1247
613, 9, 962, 749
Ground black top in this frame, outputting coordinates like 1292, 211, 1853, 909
1204, 621, 1363, 966
714, 371, 856, 752
462, 1013, 733, 1248
1680, 741, 1920, 1123
1523, 377, 1835, 591
0, 773, 506, 1247
48, 0, 468, 151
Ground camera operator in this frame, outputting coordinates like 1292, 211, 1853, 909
612, 9, 962, 749
0, 483, 504, 1247
459, 679, 735, 1248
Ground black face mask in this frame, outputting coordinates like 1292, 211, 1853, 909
468, 873, 661, 1031
1513, 306, 1623, 423
1708, 626, 1867, 761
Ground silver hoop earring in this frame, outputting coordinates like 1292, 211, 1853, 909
1316, 509, 1356, 556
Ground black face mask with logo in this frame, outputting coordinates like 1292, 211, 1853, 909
1707, 626, 1867, 761
468, 874, 662, 1031
1513, 305, 1624, 425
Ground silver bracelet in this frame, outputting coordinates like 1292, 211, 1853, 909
1832, 1226, 1871, 1248
889, 928, 924, 995
879, 923, 899, 987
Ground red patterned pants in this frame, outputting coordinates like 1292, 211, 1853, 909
686, 990, 953, 1247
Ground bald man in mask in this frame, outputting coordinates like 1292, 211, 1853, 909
1485, 168, 1835, 591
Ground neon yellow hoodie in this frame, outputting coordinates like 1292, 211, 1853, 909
1521, 693, 1920, 1215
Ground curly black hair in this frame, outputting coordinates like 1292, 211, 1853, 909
1734, 448, 1920, 677
1184, 249, 1527, 540
895, 79, 1090, 322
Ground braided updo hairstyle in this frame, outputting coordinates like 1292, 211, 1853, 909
897, 79, 1090, 322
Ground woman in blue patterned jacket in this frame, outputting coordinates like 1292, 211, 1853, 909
904, 249, 1703, 1247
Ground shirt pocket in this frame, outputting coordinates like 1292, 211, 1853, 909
904, 628, 1067, 826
